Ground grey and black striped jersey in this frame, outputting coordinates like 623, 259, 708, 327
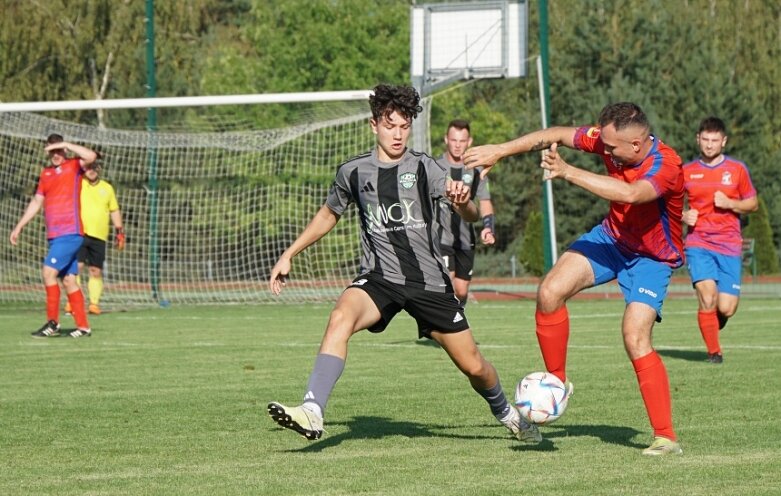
326, 148, 453, 292
436, 156, 490, 251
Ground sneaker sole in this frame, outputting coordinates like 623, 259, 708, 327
267, 403, 322, 440
642, 446, 683, 456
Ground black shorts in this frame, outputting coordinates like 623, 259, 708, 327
349, 272, 470, 338
439, 246, 475, 281
77, 235, 107, 269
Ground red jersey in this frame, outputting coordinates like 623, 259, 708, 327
573, 126, 685, 267
683, 155, 756, 256
35, 158, 84, 239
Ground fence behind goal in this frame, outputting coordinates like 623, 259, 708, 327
0, 104, 377, 306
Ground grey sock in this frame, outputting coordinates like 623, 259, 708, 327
302, 353, 345, 416
474, 381, 511, 420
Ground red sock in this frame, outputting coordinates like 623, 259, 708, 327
67, 290, 90, 330
535, 306, 569, 383
45, 284, 60, 322
632, 350, 676, 440
697, 309, 720, 355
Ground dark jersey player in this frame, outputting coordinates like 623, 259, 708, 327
266, 84, 541, 444
464, 102, 685, 456
436, 119, 495, 305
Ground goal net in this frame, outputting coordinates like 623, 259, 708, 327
0, 98, 390, 306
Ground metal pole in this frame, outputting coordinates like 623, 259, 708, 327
537, 0, 557, 270
145, 0, 162, 302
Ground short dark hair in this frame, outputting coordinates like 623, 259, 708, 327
698, 116, 726, 135
447, 119, 470, 134
369, 84, 422, 122
598, 102, 649, 133
46, 133, 64, 144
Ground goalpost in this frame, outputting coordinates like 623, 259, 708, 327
0, 92, 386, 306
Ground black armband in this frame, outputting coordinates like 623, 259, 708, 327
482, 214, 495, 234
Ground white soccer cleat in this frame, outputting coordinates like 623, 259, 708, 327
267, 402, 324, 441
500, 406, 542, 444
642, 436, 683, 456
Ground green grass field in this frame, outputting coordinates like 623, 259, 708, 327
1, 297, 780, 495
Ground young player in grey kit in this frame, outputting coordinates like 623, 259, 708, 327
266, 84, 540, 444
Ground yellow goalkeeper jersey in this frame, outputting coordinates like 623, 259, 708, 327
80, 179, 119, 241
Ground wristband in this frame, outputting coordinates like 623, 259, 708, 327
482, 214, 495, 234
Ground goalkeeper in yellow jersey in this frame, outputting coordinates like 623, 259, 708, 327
65, 159, 125, 316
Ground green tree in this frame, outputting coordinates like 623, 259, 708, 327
199, 0, 409, 127
0, 0, 243, 128
743, 196, 779, 275
520, 209, 544, 276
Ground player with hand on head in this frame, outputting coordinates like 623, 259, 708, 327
682, 117, 758, 364
437, 119, 496, 305
266, 84, 540, 444
9, 134, 96, 338
464, 102, 684, 456
64, 156, 125, 316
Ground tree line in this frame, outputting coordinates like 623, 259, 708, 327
2, 0, 778, 274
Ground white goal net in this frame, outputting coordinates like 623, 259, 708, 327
0, 101, 382, 306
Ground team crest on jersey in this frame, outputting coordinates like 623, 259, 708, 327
586, 126, 601, 138
721, 171, 732, 185
399, 172, 417, 189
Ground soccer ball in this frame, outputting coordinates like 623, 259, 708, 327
514, 371, 569, 425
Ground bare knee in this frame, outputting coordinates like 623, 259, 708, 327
458, 355, 492, 381
62, 275, 79, 293
325, 308, 354, 334
537, 279, 565, 313
699, 294, 718, 310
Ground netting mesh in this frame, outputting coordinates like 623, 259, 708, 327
0, 108, 377, 305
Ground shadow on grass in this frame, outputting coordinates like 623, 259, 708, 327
270, 415, 645, 453
276, 416, 492, 452
656, 348, 709, 362
529, 423, 646, 450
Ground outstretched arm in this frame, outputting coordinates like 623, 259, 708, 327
541, 143, 658, 204
463, 126, 579, 178
269, 205, 341, 295
9, 194, 44, 245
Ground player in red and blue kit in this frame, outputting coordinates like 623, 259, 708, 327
683, 117, 758, 364
464, 102, 684, 456
10, 133, 97, 338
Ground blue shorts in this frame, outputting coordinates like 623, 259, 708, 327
44, 234, 84, 277
570, 224, 672, 322
685, 247, 742, 296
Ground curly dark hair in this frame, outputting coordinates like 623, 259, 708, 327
598, 102, 649, 133
369, 84, 422, 122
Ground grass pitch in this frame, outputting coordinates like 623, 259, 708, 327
1, 297, 780, 495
